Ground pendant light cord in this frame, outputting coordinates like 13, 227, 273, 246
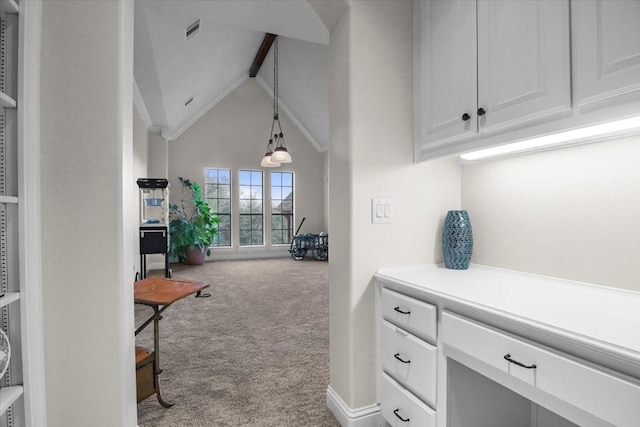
273, 38, 284, 138
269, 37, 279, 141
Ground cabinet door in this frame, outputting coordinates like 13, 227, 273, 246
415, 0, 476, 150
477, 0, 571, 134
572, 0, 640, 112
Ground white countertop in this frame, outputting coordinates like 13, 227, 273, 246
375, 264, 640, 369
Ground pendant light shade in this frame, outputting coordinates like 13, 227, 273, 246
260, 36, 292, 167
261, 138, 281, 167
270, 131, 292, 163
271, 146, 292, 164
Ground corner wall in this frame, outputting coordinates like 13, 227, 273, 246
462, 136, 640, 291
40, 1, 136, 426
329, 0, 461, 409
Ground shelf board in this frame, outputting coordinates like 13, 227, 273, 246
0, 386, 24, 416
0, 0, 18, 14
0, 91, 16, 108
0, 195, 18, 204
0, 292, 19, 308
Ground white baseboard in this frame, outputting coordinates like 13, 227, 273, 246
326, 385, 380, 427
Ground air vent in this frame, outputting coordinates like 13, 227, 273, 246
185, 97, 194, 107
185, 19, 200, 41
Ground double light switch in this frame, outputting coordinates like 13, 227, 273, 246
372, 198, 392, 224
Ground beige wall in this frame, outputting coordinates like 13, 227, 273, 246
167, 78, 325, 259
147, 130, 168, 178
40, 1, 136, 426
462, 136, 640, 292
329, 1, 462, 408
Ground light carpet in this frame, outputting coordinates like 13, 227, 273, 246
135, 258, 339, 427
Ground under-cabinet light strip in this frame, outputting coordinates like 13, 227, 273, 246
460, 116, 640, 161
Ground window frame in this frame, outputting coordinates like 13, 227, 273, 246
270, 171, 295, 246
204, 167, 232, 248
238, 169, 264, 247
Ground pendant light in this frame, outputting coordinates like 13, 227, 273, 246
261, 37, 292, 167
261, 137, 280, 167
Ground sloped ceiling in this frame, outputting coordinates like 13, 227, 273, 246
134, 0, 331, 151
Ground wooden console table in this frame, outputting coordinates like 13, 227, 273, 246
134, 277, 209, 407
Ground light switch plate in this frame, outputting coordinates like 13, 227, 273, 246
372, 198, 392, 224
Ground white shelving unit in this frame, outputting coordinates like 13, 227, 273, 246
0, 293, 19, 308
0, 92, 14, 109
0, 387, 23, 416
0, 1, 18, 16
1, 0, 23, 425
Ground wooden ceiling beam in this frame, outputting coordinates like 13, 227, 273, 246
249, 33, 277, 78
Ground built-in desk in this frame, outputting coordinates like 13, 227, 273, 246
374, 264, 640, 427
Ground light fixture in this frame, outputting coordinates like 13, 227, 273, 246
261, 37, 292, 167
261, 138, 280, 167
460, 116, 640, 161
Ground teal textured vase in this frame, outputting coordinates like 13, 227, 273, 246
442, 210, 473, 270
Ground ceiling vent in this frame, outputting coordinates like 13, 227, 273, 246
185, 19, 200, 41
184, 97, 194, 107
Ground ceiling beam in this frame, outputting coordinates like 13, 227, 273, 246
249, 33, 277, 78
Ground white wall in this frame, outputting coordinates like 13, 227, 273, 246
462, 136, 640, 292
147, 130, 167, 178
167, 78, 325, 260
133, 103, 148, 275
329, 0, 461, 409
40, 1, 136, 426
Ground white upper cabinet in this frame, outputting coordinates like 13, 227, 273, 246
476, 0, 571, 134
415, 0, 571, 160
414, 0, 477, 146
572, 0, 640, 112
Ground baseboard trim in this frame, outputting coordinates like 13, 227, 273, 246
326, 385, 380, 427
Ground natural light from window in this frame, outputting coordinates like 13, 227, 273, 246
205, 168, 232, 247
271, 171, 294, 245
239, 170, 264, 246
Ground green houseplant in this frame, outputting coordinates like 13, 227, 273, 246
169, 177, 220, 265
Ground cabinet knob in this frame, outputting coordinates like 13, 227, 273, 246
461, 113, 471, 121
477, 107, 486, 116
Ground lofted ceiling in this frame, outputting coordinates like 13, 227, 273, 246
134, 0, 331, 151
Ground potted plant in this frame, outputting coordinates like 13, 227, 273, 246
169, 177, 220, 265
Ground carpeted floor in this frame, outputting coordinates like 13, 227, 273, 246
135, 258, 339, 427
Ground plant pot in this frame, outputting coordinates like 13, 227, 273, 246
185, 247, 206, 265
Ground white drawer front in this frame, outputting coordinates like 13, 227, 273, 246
381, 320, 437, 408
442, 312, 640, 427
380, 372, 436, 427
381, 288, 437, 343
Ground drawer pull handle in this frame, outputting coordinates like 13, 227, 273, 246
394, 353, 411, 364
393, 409, 410, 422
504, 354, 536, 369
394, 306, 410, 315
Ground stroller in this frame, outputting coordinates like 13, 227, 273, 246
288, 217, 329, 261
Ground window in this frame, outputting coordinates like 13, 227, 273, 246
204, 168, 231, 247
271, 171, 294, 245
239, 170, 263, 246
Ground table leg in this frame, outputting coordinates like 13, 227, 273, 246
152, 305, 174, 408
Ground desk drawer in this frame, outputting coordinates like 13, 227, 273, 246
381, 372, 436, 427
442, 312, 640, 427
381, 288, 437, 343
381, 320, 436, 408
